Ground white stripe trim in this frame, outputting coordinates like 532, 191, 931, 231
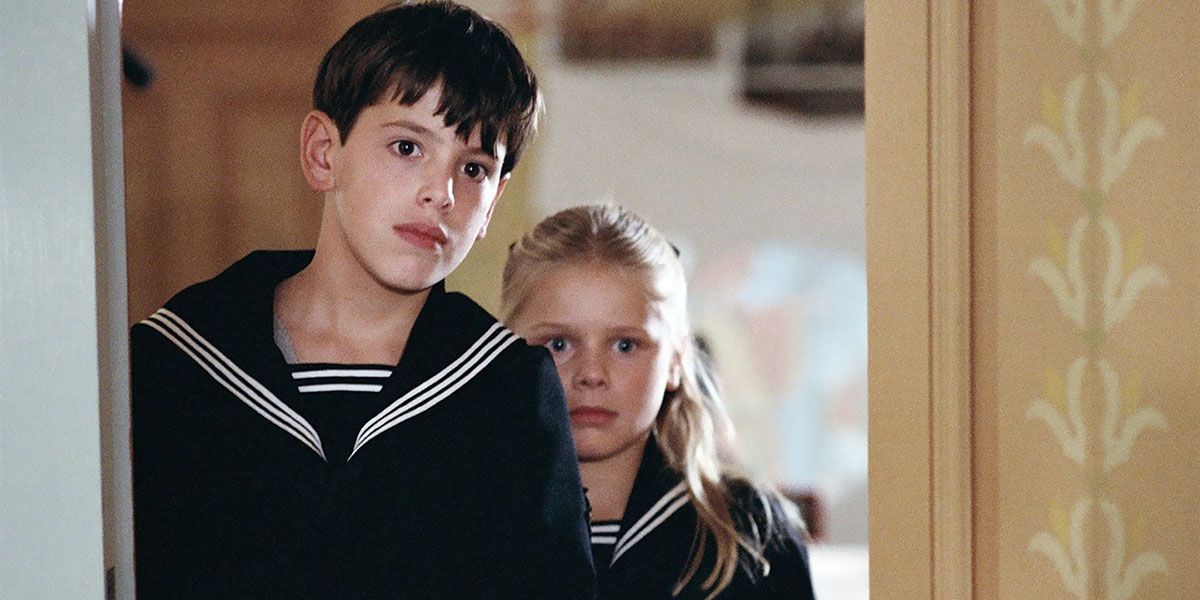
143, 309, 326, 460
610, 482, 689, 565
590, 536, 618, 545
297, 383, 384, 393
349, 324, 519, 458
354, 330, 517, 449
590, 523, 621, 534
153, 311, 324, 454
353, 324, 507, 447
611, 494, 690, 564
291, 369, 392, 379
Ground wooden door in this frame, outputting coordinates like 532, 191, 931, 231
121, 1, 347, 323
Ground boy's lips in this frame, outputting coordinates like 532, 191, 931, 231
569, 406, 617, 426
394, 222, 447, 249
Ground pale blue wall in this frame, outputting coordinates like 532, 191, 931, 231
0, 0, 115, 597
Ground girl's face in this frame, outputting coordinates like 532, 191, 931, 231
512, 262, 681, 463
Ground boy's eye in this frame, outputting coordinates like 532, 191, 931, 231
462, 162, 490, 181
392, 139, 421, 157
614, 338, 637, 353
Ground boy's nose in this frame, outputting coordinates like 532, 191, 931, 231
419, 172, 455, 211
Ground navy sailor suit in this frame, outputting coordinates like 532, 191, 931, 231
130, 250, 596, 599
592, 439, 817, 599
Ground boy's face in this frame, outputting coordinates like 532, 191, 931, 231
304, 85, 508, 294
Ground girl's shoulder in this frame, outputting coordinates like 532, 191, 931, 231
721, 477, 818, 599
723, 477, 805, 543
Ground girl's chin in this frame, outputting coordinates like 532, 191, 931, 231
573, 433, 648, 464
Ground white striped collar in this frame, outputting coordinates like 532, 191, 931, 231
349, 323, 518, 458
142, 308, 517, 462
290, 366, 393, 394
291, 368, 392, 379
590, 521, 621, 546
610, 481, 690, 565
144, 309, 327, 459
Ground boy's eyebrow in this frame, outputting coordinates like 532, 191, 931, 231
464, 147, 501, 162
381, 119, 500, 160
380, 119, 436, 136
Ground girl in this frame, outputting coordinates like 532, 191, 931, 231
502, 205, 817, 599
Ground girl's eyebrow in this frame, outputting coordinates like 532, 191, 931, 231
608, 328, 657, 341
528, 322, 652, 338
525, 322, 573, 333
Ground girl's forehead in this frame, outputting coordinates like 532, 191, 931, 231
539, 262, 654, 300
527, 263, 678, 331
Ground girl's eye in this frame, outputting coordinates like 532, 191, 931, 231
614, 338, 637, 353
545, 337, 570, 353
462, 162, 489, 181
393, 140, 421, 157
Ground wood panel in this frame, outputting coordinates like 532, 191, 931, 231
122, 1, 334, 322
864, 0, 933, 597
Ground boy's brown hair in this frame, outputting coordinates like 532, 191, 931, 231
313, 0, 541, 175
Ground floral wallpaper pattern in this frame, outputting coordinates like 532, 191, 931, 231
1023, 1, 1170, 598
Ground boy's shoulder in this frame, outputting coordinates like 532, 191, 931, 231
419, 285, 555, 382
138, 250, 310, 330
130, 250, 311, 371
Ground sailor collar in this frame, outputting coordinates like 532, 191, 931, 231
139, 250, 519, 462
609, 438, 693, 566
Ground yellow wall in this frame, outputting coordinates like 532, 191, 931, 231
973, 1, 1199, 597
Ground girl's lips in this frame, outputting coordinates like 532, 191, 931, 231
393, 223, 447, 249
569, 406, 617, 426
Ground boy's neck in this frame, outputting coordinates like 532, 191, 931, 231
578, 433, 651, 522
274, 246, 430, 365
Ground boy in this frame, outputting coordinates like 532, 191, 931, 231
130, 2, 595, 598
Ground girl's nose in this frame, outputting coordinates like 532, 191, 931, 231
572, 351, 607, 389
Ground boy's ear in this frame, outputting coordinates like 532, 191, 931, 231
475, 173, 510, 241
300, 110, 340, 192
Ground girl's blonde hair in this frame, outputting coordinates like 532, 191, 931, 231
502, 204, 796, 598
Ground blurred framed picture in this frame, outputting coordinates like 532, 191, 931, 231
742, 0, 864, 115
558, 0, 715, 61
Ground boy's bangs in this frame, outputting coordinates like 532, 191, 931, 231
386, 61, 534, 166
313, 1, 540, 174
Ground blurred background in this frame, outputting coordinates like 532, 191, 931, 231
122, 0, 867, 596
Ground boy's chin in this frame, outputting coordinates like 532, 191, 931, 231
361, 254, 460, 294
378, 272, 444, 295
366, 264, 446, 295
